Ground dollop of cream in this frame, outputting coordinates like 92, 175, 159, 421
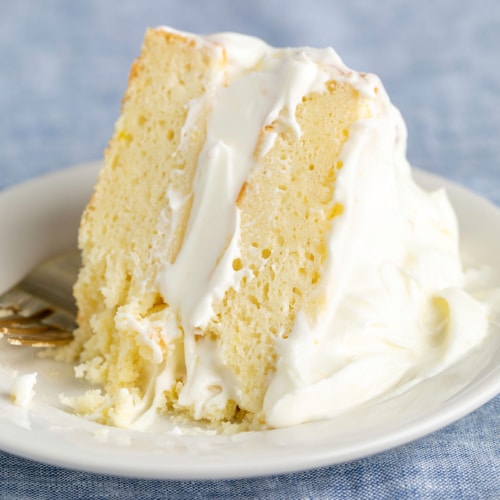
10, 372, 37, 408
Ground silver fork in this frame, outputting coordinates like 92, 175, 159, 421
0, 251, 80, 347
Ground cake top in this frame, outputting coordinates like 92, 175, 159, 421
160, 26, 383, 97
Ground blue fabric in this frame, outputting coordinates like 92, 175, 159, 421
0, 398, 498, 499
0, 0, 499, 498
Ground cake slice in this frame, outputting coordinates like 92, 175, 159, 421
56, 27, 489, 430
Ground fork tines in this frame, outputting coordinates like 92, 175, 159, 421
0, 289, 75, 347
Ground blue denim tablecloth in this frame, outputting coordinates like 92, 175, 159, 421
0, 1, 499, 498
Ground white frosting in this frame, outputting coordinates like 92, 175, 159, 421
262, 106, 489, 426
10, 372, 37, 408
123, 28, 492, 428
158, 34, 367, 328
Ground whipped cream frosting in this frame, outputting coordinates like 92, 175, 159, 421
122, 28, 492, 429
10, 372, 37, 408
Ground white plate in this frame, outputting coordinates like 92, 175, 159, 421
0, 162, 498, 480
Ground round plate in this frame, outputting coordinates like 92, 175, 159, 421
0, 162, 498, 480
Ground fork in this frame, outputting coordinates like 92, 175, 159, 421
0, 251, 80, 347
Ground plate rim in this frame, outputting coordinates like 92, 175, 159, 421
0, 162, 498, 480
